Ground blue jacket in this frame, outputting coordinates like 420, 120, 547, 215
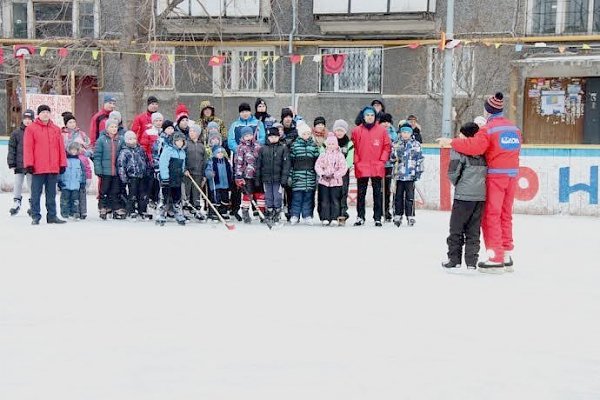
159, 144, 186, 187
205, 157, 232, 190
152, 131, 170, 172
118, 144, 150, 183
390, 138, 424, 182
227, 116, 265, 154
59, 154, 86, 191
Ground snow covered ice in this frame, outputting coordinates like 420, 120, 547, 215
1, 193, 599, 400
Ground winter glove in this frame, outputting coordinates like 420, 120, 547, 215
25, 166, 34, 175
8, 163, 15, 169
59, 167, 66, 175
235, 178, 246, 188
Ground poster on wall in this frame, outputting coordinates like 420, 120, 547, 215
26, 94, 72, 128
540, 90, 566, 116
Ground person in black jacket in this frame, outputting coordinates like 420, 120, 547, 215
406, 114, 423, 143
256, 127, 291, 223
7, 109, 35, 216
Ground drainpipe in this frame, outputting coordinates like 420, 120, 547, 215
289, 0, 297, 111
441, 0, 455, 138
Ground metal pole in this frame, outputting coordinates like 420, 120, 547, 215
289, 0, 297, 111
441, 0, 455, 138
19, 57, 27, 111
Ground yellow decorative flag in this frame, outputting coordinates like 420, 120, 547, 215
167, 54, 175, 64
366, 49, 374, 56
582, 44, 591, 50
40, 47, 48, 57
312, 54, 322, 62
495, 43, 501, 49
92, 50, 99, 60
273, 55, 280, 62
463, 40, 472, 45
243, 55, 253, 62
260, 55, 269, 62
558, 46, 566, 54
145, 53, 151, 62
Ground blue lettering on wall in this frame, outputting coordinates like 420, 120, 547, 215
559, 166, 599, 204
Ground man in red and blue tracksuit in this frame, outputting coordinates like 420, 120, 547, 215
439, 92, 521, 273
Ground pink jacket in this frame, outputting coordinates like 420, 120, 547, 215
314, 147, 348, 187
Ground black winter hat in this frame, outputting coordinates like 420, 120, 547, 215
255, 98, 267, 111
380, 113, 393, 124
371, 99, 385, 110
147, 96, 159, 106
239, 102, 252, 113
23, 109, 35, 120
267, 127, 280, 137
281, 107, 294, 120
62, 111, 76, 126
162, 120, 175, 131
314, 116, 326, 127
37, 104, 51, 114
460, 122, 480, 138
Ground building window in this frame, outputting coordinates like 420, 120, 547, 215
157, 0, 261, 17
319, 47, 382, 94
428, 47, 475, 96
214, 48, 275, 93
12, 3, 28, 39
312, 0, 435, 14
79, 2, 95, 38
34, 2, 73, 38
529, 0, 600, 34
146, 48, 175, 90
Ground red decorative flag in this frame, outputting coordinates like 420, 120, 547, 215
290, 54, 303, 64
0, 48, 3, 65
323, 54, 346, 75
408, 43, 420, 49
58, 47, 69, 58
208, 55, 225, 67
149, 53, 161, 63
13, 45, 36, 59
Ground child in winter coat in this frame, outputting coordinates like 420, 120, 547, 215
7, 109, 34, 216
390, 125, 424, 227
184, 124, 206, 219
61, 111, 93, 219
140, 112, 164, 205
330, 119, 354, 224
289, 121, 320, 225
443, 123, 487, 269
205, 145, 233, 220
59, 142, 86, 220
255, 127, 291, 224
157, 132, 187, 225
314, 133, 349, 226
235, 126, 264, 223
94, 119, 127, 219
118, 131, 151, 219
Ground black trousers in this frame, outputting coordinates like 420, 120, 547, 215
231, 184, 241, 214
318, 184, 342, 222
31, 174, 58, 220
99, 175, 122, 211
394, 180, 415, 217
447, 200, 484, 265
384, 167, 393, 218
340, 172, 350, 218
356, 177, 383, 221
126, 177, 149, 214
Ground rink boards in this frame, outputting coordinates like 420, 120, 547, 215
1, 138, 599, 216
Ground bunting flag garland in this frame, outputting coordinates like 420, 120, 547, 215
323, 54, 346, 75
408, 43, 420, 49
273, 55, 280, 62
145, 53, 151, 62
558, 46, 566, 54
13, 45, 36, 58
149, 53, 161, 62
243, 54, 253, 62
534, 42, 547, 47
515, 44, 523, 52
312, 54, 322, 62
260, 55, 270, 63
495, 43, 501, 49
40, 47, 48, 57
582, 44, 591, 50
58, 48, 69, 58
290, 54, 303, 64
92, 50, 100, 60
167, 54, 175, 64
0, 48, 3, 65
208, 55, 225, 66
366, 48, 374, 56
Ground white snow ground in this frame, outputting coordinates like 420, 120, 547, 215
0, 193, 599, 400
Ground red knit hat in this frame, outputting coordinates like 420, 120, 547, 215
175, 103, 189, 124
485, 92, 504, 114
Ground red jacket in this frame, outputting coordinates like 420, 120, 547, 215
452, 114, 522, 177
23, 118, 67, 174
351, 123, 391, 178
132, 111, 154, 142
140, 128, 160, 164
89, 108, 111, 148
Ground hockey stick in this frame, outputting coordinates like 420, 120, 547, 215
242, 185, 273, 230
185, 171, 235, 230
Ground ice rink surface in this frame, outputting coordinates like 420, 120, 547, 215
1, 194, 599, 400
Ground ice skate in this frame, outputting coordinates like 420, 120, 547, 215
290, 216, 300, 225
478, 259, 505, 274
9, 198, 21, 216
330, 220, 339, 227
441, 260, 461, 269
374, 220, 383, 227
354, 217, 364, 226
408, 217, 416, 226
113, 209, 127, 220
337, 216, 346, 226
242, 208, 252, 224
504, 251, 514, 272
303, 217, 314, 225
393, 215, 402, 227
99, 208, 108, 220
322, 220, 330, 227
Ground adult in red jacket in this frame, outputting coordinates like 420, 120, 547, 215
438, 93, 522, 272
351, 106, 391, 226
24, 104, 68, 225
132, 96, 160, 142
89, 95, 116, 148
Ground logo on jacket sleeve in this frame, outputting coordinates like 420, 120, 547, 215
499, 132, 521, 150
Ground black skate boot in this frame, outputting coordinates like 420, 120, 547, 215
374, 220, 383, 227
273, 208, 282, 224
442, 260, 461, 269
9, 197, 22, 216
99, 208, 108, 220
393, 215, 402, 227
477, 259, 505, 274
353, 217, 364, 226
385, 212, 392, 223
113, 209, 127, 220
242, 208, 252, 224
407, 217, 416, 226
